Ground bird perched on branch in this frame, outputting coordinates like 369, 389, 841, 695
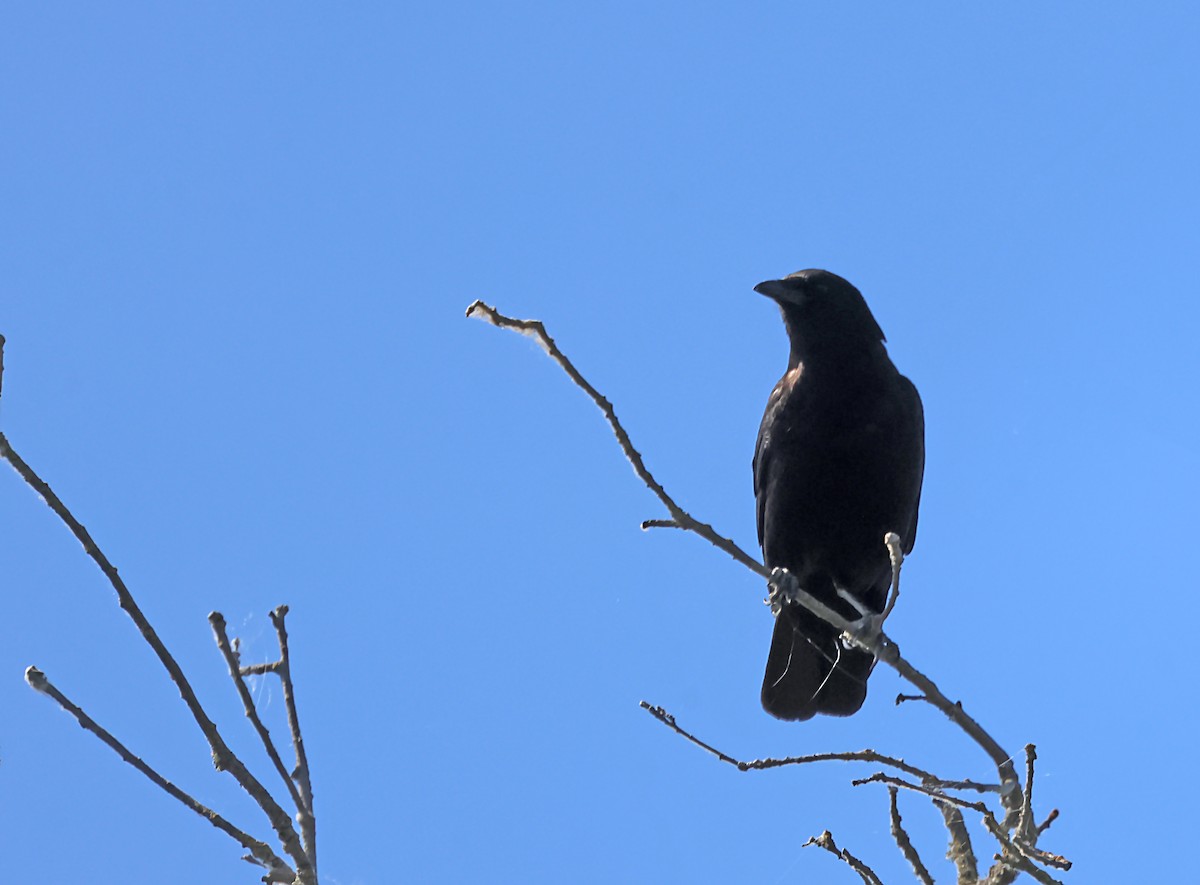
753, 269, 925, 720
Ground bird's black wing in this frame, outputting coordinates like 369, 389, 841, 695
753, 374, 793, 554
897, 374, 925, 555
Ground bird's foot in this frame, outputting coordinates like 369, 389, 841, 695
765, 567, 801, 616
836, 586, 885, 649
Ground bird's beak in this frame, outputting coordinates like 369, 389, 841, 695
754, 279, 791, 301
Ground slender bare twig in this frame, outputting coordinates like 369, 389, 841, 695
210, 613, 305, 813
0, 431, 313, 882
640, 518, 681, 529
855, 772, 989, 813
25, 666, 295, 883
270, 605, 316, 876
804, 830, 884, 885
467, 299, 764, 575
981, 839, 1066, 885
882, 532, 904, 621
1017, 744, 1037, 842
0, 333, 6, 402
986, 745, 1071, 885
470, 301, 1024, 809
211, 607, 318, 877
889, 787, 934, 885
241, 661, 282, 676
638, 703, 741, 766
640, 701, 999, 795
935, 799, 980, 884
1014, 842, 1072, 872
1036, 809, 1059, 836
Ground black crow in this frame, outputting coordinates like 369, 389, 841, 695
754, 269, 925, 720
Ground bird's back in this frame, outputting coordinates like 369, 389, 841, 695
754, 351, 924, 719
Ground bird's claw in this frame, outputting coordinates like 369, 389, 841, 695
765, 567, 801, 616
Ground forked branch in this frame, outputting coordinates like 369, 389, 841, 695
0, 336, 317, 884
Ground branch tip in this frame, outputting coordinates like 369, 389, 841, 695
25, 665, 47, 691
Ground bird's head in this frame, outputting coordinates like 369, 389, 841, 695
755, 269, 886, 358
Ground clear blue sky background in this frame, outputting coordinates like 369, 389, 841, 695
2, 4, 1196, 883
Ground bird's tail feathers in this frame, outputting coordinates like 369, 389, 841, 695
761, 606, 875, 721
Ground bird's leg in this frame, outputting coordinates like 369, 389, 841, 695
765, 567, 801, 616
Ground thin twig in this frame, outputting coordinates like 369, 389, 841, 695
981, 834, 1066, 885
271, 605, 317, 877
467, 299, 764, 576
210, 613, 305, 813
1017, 744, 1037, 842
639, 701, 995, 794
640, 518, 681, 529
804, 830, 884, 885
0, 432, 313, 883
1036, 809, 1059, 836
241, 661, 283, 676
471, 301, 1023, 809
855, 772, 988, 813
1014, 842, 1072, 872
882, 532, 904, 621
889, 787, 934, 885
639, 703, 741, 766
24, 666, 295, 883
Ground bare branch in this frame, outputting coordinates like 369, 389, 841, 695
855, 772, 988, 813
889, 787, 934, 885
981, 834, 1067, 885
467, 299, 764, 576
1017, 744, 1037, 841
638, 703, 741, 766
472, 302, 1023, 807
24, 666, 294, 883
640, 518, 682, 530
270, 605, 317, 876
2, 338, 321, 881
210, 613, 305, 813
882, 531, 904, 621
856, 774, 1066, 885
803, 830, 884, 885
873, 642, 1021, 819
1014, 842, 1072, 872
0, 429, 313, 882
639, 701, 995, 796
934, 799, 980, 884
240, 661, 283, 676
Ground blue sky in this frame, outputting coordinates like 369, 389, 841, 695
2, 4, 1197, 882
